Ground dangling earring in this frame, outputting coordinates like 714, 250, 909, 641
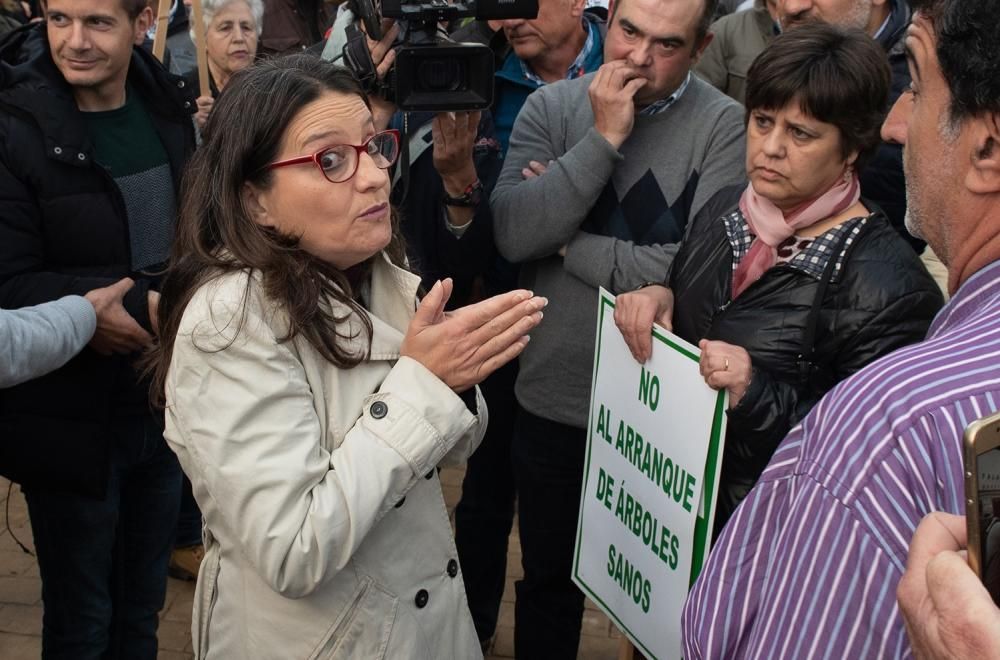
843, 167, 853, 183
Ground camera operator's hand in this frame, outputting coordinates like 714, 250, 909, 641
433, 111, 480, 196
363, 18, 400, 130
589, 60, 647, 150
434, 111, 481, 229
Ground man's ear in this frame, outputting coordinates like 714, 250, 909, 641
242, 182, 274, 228
965, 112, 1000, 195
133, 6, 154, 45
570, 0, 587, 19
691, 31, 714, 63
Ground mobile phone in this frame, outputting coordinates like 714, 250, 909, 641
963, 411, 1000, 606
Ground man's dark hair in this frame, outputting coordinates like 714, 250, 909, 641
909, 0, 1000, 123
147, 55, 409, 407
610, 0, 719, 47
122, 0, 147, 19
694, 0, 718, 44
40, 0, 149, 19
744, 22, 890, 172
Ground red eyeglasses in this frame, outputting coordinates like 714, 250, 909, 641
267, 129, 400, 183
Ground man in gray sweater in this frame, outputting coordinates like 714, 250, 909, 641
491, 0, 745, 655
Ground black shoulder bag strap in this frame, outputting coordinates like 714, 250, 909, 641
796, 218, 876, 389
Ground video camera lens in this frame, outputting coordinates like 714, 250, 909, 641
416, 58, 465, 93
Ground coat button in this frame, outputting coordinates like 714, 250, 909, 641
53, 146, 62, 155
77, 153, 86, 161
394, 496, 405, 508
447, 559, 458, 578
414, 589, 429, 608
370, 401, 388, 419
425, 470, 434, 480
178, 80, 186, 88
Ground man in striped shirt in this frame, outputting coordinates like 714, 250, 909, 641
681, 0, 1000, 657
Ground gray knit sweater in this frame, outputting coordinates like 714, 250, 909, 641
0, 296, 96, 388
492, 73, 746, 428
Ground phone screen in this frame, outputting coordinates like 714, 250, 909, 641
976, 445, 1000, 606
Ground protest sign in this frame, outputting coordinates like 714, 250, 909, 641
573, 288, 727, 659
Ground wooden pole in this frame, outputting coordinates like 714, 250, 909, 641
190, 0, 211, 98
151, 0, 171, 63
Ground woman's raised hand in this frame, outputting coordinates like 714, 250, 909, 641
401, 279, 547, 392
698, 339, 752, 408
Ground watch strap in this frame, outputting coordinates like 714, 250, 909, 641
443, 179, 483, 207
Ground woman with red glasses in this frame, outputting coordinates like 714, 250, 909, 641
146, 55, 545, 659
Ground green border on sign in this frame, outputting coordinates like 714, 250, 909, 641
573, 290, 727, 660
689, 389, 726, 584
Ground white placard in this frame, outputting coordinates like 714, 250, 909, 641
573, 288, 727, 659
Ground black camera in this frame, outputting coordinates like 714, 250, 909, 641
342, 0, 538, 112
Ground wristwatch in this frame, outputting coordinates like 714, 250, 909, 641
442, 179, 484, 207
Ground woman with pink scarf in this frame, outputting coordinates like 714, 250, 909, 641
614, 22, 943, 534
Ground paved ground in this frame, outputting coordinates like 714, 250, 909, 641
0, 470, 622, 659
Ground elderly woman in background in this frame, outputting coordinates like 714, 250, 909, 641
615, 23, 943, 533
188, 0, 263, 129
148, 55, 544, 658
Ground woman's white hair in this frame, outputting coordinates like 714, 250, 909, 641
198, 0, 265, 36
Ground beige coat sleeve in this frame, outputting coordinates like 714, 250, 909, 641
165, 291, 485, 599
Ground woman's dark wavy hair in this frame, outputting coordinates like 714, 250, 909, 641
147, 55, 407, 408
744, 22, 890, 173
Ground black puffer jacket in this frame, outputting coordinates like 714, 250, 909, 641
669, 185, 944, 530
0, 25, 196, 497
864, 0, 921, 252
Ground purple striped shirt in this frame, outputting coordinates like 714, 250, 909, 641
682, 259, 1000, 659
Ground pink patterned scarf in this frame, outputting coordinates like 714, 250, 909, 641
731, 173, 860, 298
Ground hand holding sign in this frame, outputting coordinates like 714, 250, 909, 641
698, 340, 752, 408
614, 285, 674, 363
575, 289, 726, 659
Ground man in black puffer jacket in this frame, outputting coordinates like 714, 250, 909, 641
0, 1, 195, 657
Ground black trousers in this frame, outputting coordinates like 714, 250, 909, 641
512, 406, 587, 660
454, 360, 519, 642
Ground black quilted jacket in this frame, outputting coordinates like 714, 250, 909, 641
669, 185, 944, 531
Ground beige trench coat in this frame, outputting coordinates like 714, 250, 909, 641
164, 255, 485, 659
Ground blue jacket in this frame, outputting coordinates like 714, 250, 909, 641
492, 13, 605, 153
862, 0, 922, 252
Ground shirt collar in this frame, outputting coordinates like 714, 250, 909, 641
637, 72, 692, 117
928, 259, 1000, 337
519, 17, 598, 85
872, 12, 892, 41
